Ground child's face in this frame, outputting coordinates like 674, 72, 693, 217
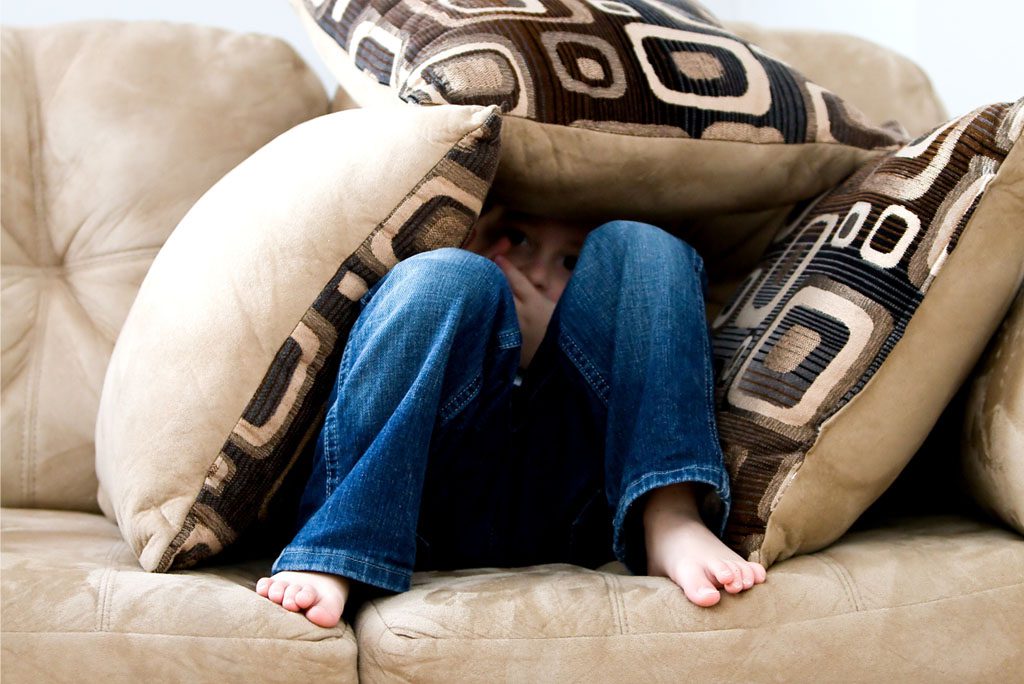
465, 205, 592, 303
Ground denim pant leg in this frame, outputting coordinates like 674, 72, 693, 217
271, 248, 522, 593
537, 220, 732, 576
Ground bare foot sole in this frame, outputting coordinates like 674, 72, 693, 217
255, 570, 350, 628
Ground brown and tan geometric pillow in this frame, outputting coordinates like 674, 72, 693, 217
293, 0, 903, 234
710, 99, 1024, 566
962, 287, 1024, 534
95, 103, 501, 572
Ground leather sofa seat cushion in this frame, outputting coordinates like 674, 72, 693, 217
963, 288, 1024, 533
352, 515, 1024, 683
0, 22, 328, 514
0, 508, 357, 683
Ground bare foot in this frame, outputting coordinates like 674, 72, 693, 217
643, 483, 766, 607
255, 570, 350, 628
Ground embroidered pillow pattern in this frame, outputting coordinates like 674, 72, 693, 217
300, 0, 898, 149
160, 111, 502, 571
710, 99, 1023, 562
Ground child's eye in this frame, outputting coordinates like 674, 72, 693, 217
503, 227, 527, 246
562, 255, 578, 271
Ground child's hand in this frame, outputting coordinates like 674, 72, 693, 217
494, 254, 555, 369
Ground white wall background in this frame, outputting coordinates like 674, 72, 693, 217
2, 0, 1021, 119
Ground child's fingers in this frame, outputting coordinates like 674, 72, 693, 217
494, 255, 537, 300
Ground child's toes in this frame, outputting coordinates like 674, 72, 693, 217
723, 561, 745, 593
282, 583, 304, 611
267, 580, 288, 604
305, 597, 344, 628
677, 562, 721, 607
255, 578, 271, 597
708, 559, 734, 587
738, 563, 755, 589
752, 562, 767, 583
294, 586, 319, 611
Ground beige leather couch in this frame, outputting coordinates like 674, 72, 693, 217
2, 19, 1021, 684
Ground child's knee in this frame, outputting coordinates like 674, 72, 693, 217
393, 248, 502, 289
585, 221, 702, 270
388, 248, 508, 314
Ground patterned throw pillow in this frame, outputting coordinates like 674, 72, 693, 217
292, 0, 903, 232
711, 99, 1024, 566
962, 287, 1024, 534
96, 104, 501, 572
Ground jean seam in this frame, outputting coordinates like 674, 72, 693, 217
694, 261, 721, 457
273, 547, 411, 589
497, 328, 521, 350
322, 419, 338, 494
558, 330, 610, 404
614, 465, 730, 544
439, 373, 482, 425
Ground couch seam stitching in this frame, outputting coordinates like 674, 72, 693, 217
4, 583, 1020, 639
615, 574, 630, 634
94, 543, 110, 632
0, 629, 355, 641
814, 552, 864, 611
600, 573, 624, 636
1, 246, 162, 275
22, 29, 50, 508
362, 581, 1024, 642
104, 543, 120, 632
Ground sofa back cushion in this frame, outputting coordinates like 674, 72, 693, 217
724, 22, 948, 138
0, 22, 328, 513
962, 287, 1024, 534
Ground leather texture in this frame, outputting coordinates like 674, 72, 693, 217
963, 287, 1024, 533
0, 21, 329, 513
352, 515, 1024, 683
725, 22, 948, 138
0, 508, 357, 683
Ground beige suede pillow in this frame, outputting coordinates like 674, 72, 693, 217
711, 99, 1024, 566
962, 287, 1024, 534
95, 103, 501, 571
293, 0, 902, 229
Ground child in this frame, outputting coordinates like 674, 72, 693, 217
255, 203, 766, 628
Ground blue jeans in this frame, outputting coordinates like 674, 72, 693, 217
271, 221, 730, 593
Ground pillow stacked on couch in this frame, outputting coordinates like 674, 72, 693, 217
711, 99, 1024, 564
96, 104, 502, 571
95, 0, 1023, 576
293, 0, 904, 230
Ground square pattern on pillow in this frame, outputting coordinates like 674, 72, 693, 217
710, 99, 1024, 565
168, 113, 503, 571
300, 0, 894, 147
295, 0, 905, 256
